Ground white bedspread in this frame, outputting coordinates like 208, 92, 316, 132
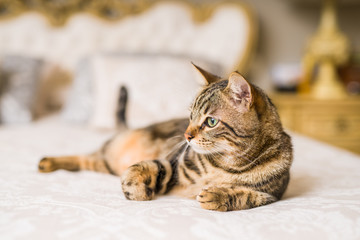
1, 117, 359, 240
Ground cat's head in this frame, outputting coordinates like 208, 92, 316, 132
185, 64, 278, 154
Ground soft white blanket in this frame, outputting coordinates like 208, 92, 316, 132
1, 117, 359, 240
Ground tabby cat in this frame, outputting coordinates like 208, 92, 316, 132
38, 65, 293, 211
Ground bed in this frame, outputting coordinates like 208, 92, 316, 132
0, 0, 359, 239
1, 116, 359, 239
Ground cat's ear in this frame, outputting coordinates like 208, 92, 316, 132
225, 72, 253, 111
191, 62, 221, 85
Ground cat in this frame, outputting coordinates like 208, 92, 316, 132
38, 64, 293, 211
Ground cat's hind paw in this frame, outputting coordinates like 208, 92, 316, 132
38, 157, 58, 173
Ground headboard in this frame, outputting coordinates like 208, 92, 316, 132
0, 0, 257, 128
0, 0, 256, 75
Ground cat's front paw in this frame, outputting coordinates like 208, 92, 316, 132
121, 164, 156, 201
197, 187, 229, 212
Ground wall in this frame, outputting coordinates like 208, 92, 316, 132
218, 0, 360, 90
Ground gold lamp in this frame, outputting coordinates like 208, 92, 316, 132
300, 0, 350, 99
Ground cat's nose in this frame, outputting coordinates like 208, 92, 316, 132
184, 132, 195, 142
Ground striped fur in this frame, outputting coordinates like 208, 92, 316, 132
38, 69, 293, 212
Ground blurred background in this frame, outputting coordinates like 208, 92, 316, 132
237, 0, 360, 91
0, 0, 359, 154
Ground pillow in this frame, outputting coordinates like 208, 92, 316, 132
0, 56, 43, 124
33, 63, 72, 118
62, 54, 222, 129
61, 58, 95, 123
0, 56, 72, 124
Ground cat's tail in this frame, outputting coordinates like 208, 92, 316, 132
116, 86, 128, 130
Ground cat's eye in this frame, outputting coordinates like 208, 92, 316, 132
205, 117, 218, 128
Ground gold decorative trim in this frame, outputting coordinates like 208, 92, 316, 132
0, 0, 256, 73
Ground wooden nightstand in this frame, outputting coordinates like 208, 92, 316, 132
271, 94, 360, 154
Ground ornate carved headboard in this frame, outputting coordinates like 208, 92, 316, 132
0, 0, 256, 75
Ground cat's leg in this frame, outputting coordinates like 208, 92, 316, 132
38, 152, 115, 175
121, 160, 174, 201
196, 186, 277, 211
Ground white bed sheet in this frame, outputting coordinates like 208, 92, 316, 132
0, 117, 359, 240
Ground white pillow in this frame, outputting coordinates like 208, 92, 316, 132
63, 54, 222, 129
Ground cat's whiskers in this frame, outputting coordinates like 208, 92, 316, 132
164, 140, 187, 160
203, 148, 221, 164
196, 138, 261, 169
212, 142, 233, 154
203, 144, 228, 164
167, 134, 185, 142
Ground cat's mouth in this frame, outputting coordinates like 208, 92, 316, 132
187, 141, 213, 155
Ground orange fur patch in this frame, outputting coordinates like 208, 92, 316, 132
106, 131, 160, 174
